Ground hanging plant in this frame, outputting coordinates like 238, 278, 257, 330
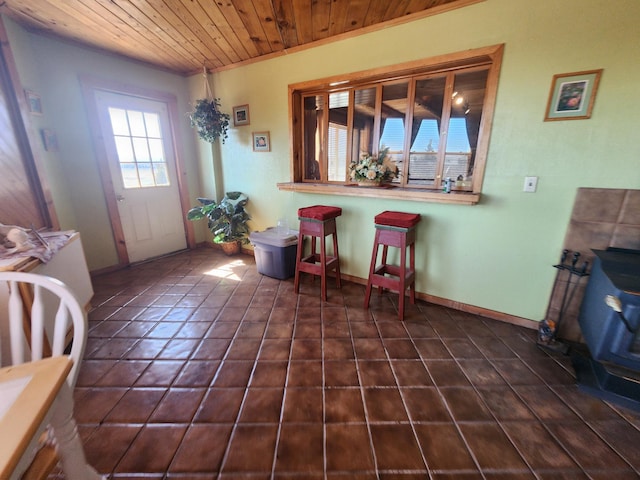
189, 98, 230, 143
188, 66, 230, 143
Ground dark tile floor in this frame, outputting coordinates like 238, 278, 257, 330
72, 248, 640, 479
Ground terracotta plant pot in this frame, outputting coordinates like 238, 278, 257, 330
219, 240, 241, 256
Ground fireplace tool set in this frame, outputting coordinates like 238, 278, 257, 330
538, 249, 590, 350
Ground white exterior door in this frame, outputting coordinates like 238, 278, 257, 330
95, 91, 187, 263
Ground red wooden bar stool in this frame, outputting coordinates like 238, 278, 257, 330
294, 205, 343, 301
364, 211, 421, 320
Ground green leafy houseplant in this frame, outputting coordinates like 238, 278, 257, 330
189, 98, 231, 143
187, 192, 250, 254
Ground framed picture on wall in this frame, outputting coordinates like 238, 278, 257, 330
233, 104, 250, 126
252, 131, 270, 152
25, 89, 43, 115
41, 128, 59, 151
544, 69, 602, 121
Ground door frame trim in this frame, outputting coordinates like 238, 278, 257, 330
0, 18, 59, 229
79, 75, 195, 266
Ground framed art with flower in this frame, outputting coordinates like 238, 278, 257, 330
544, 69, 602, 121
252, 131, 270, 152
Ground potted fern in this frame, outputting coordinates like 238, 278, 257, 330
187, 192, 250, 255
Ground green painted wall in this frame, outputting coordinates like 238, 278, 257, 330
4, 17, 201, 271
203, 0, 640, 321
3, 0, 639, 323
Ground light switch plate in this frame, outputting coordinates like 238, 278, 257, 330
524, 176, 538, 193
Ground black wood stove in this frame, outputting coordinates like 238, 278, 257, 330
572, 247, 640, 411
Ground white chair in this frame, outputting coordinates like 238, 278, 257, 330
0, 271, 102, 480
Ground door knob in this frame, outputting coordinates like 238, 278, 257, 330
116, 195, 125, 202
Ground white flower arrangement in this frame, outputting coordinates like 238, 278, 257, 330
349, 146, 399, 184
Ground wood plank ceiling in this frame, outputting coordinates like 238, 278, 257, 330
0, 0, 480, 76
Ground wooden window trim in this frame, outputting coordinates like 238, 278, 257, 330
276, 181, 480, 205
281, 44, 504, 205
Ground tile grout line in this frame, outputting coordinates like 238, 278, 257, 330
379, 310, 435, 479
417, 307, 495, 479
448, 317, 541, 478
474, 326, 594, 477
267, 283, 299, 480
349, 305, 382, 479
160, 269, 225, 476
477, 319, 640, 476
191, 274, 254, 477
94, 269, 194, 477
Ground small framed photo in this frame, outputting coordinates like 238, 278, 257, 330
233, 104, 250, 126
544, 69, 602, 121
41, 129, 59, 151
25, 89, 43, 115
252, 131, 270, 152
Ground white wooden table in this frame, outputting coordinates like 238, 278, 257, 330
0, 356, 103, 479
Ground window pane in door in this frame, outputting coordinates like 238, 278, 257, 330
109, 108, 130, 135
148, 138, 164, 162
138, 163, 155, 187
132, 137, 151, 163
114, 136, 135, 163
153, 163, 170, 186
120, 163, 139, 188
127, 111, 146, 137
108, 108, 170, 189
144, 112, 161, 138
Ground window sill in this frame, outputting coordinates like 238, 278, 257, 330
277, 182, 480, 205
